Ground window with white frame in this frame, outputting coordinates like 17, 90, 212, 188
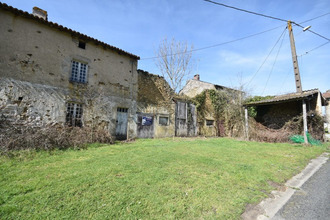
66, 102, 83, 127
70, 60, 88, 83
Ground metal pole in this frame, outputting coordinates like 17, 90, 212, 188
302, 100, 308, 144
288, 20, 303, 93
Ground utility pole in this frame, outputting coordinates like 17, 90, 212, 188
287, 20, 308, 144
287, 20, 303, 93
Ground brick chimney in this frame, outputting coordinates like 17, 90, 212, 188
33, 7, 48, 21
193, 74, 200, 80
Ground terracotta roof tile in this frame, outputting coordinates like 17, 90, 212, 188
323, 92, 330, 99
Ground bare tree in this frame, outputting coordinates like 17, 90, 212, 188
156, 38, 194, 93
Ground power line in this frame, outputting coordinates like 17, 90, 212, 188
261, 28, 286, 95
293, 22, 330, 41
299, 12, 330, 25
298, 41, 330, 57
203, 0, 330, 41
203, 0, 287, 22
140, 25, 283, 60
140, 9, 330, 60
246, 27, 287, 87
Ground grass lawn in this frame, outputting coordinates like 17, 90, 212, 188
0, 138, 327, 219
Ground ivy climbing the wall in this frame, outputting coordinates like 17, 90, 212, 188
193, 89, 244, 137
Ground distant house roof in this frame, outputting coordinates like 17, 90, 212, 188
0, 3, 140, 60
323, 92, 330, 99
179, 79, 239, 98
244, 89, 325, 107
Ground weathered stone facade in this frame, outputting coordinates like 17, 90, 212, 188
0, 3, 139, 140
180, 76, 240, 136
137, 70, 197, 138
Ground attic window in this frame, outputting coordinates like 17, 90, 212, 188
78, 41, 86, 49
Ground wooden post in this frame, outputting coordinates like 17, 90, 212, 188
244, 107, 249, 140
302, 100, 308, 144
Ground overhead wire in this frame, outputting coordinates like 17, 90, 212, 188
298, 12, 330, 25
292, 22, 330, 41
140, 25, 284, 60
141, 9, 330, 60
141, 2, 330, 61
204, 0, 330, 41
245, 27, 287, 87
203, 0, 288, 22
261, 28, 287, 95
298, 41, 330, 57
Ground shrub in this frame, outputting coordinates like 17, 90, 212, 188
0, 118, 113, 153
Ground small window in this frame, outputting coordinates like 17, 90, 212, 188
117, 107, 128, 113
159, 116, 169, 126
70, 60, 88, 83
66, 103, 83, 127
206, 120, 214, 126
78, 41, 86, 49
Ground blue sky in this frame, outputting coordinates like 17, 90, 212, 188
4, 0, 330, 96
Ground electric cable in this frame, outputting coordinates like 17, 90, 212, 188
203, 0, 288, 22
203, 0, 330, 41
140, 25, 284, 60
293, 22, 330, 41
140, 6, 330, 60
298, 41, 330, 57
299, 12, 330, 25
278, 70, 292, 92
245, 27, 287, 87
261, 28, 286, 95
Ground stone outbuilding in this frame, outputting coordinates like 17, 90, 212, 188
180, 74, 242, 137
244, 89, 326, 141
137, 70, 197, 138
0, 3, 140, 140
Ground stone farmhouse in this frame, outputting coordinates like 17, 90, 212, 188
0, 3, 198, 140
0, 3, 140, 140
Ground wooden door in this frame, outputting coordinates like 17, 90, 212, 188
116, 108, 128, 140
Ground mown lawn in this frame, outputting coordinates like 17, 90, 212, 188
0, 138, 327, 219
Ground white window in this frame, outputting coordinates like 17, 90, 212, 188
66, 103, 83, 127
159, 116, 169, 126
70, 60, 88, 83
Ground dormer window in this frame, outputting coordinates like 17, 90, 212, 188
78, 41, 86, 49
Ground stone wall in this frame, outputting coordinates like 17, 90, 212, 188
137, 70, 176, 138
0, 8, 139, 139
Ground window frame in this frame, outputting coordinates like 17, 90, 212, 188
70, 60, 88, 84
159, 116, 169, 126
66, 102, 83, 127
